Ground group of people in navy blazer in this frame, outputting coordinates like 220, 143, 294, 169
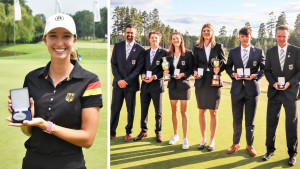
110, 24, 300, 166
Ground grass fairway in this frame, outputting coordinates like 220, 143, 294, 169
0, 40, 107, 169
110, 46, 300, 169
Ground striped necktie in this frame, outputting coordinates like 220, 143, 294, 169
279, 49, 285, 71
126, 44, 131, 59
150, 50, 156, 65
242, 48, 248, 68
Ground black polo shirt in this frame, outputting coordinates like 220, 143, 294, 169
22, 60, 103, 169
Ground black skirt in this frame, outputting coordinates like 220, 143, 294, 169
22, 150, 86, 169
169, 87, 191, 100
195, 73, 221, 110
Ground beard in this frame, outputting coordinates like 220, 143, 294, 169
126, 36, 133, 42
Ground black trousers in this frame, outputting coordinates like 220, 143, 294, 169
140, 89, 163, 134
231, 88, 258, 146
110, 87, 136, 135
266, 92, 298, 157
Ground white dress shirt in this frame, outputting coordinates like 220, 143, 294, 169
125, 40, 135, 59
150, 47, 158, 65
277, 44, 288, 59
241, 45, 251, 67
204, 43, 211, 71
173, 53, 181, 68
241, 45, 251, 59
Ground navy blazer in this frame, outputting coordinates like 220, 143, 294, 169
265, 44, 300, 101
166, 50, 193, 90
193, 43, 226, 87
226, 45, 265, 97
111, 40, 145, 91
141, 47, 168, 93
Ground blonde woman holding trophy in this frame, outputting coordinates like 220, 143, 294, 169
193, 23, 226, 151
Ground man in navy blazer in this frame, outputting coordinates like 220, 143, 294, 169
134, 31, 168, 142
262, 25, 300, 166
226, 27, 265, 156
110, 24, 145, 141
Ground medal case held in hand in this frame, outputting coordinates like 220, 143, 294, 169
10, 87, 32, 123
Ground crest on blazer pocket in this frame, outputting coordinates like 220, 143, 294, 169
156, 60, 160, 65
65, 92, 75, 102
253, 61, 257, 66
289, 64, 293, 70
132, 60, 136, 65
182, 61, 185, 65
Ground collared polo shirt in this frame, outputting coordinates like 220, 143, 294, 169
22, 60, 102, 168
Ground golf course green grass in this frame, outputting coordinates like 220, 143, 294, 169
110, 46, 300, 169
0, 40, 107, 169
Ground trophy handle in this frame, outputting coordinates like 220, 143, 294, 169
219, 59, 224, 67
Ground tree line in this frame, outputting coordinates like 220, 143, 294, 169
110, 6, 300, 55
0, 0, 107, 44
111, 6, 177, 49
223, 12, 300, 54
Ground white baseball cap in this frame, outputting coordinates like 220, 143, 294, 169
44, 13, 76, 36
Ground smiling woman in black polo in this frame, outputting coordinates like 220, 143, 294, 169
7, 13, 102, 169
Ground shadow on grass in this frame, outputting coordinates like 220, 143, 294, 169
251, 158, 291, 169
110, 136, 165, 152
0, 50, 25, 57
111, 137, 292, 169
208, 156, 290, 169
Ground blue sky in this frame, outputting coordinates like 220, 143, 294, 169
110, 0, 300, 37
26, 0, 107, 19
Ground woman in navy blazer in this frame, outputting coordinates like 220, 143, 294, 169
164, 32, 193, 149
193, 23, 226, 151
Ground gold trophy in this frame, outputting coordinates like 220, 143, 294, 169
162, 57, 170, 80
211, 57, 223, 87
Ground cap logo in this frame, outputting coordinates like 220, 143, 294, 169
55, 15, 64, 21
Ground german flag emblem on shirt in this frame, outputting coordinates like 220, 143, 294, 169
83, 81, 102, 97
65, 92, 75, 102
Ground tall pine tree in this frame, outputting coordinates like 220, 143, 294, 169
276, 11, 287, 27
266, 12, 276, 48
219, 26, 227, 45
